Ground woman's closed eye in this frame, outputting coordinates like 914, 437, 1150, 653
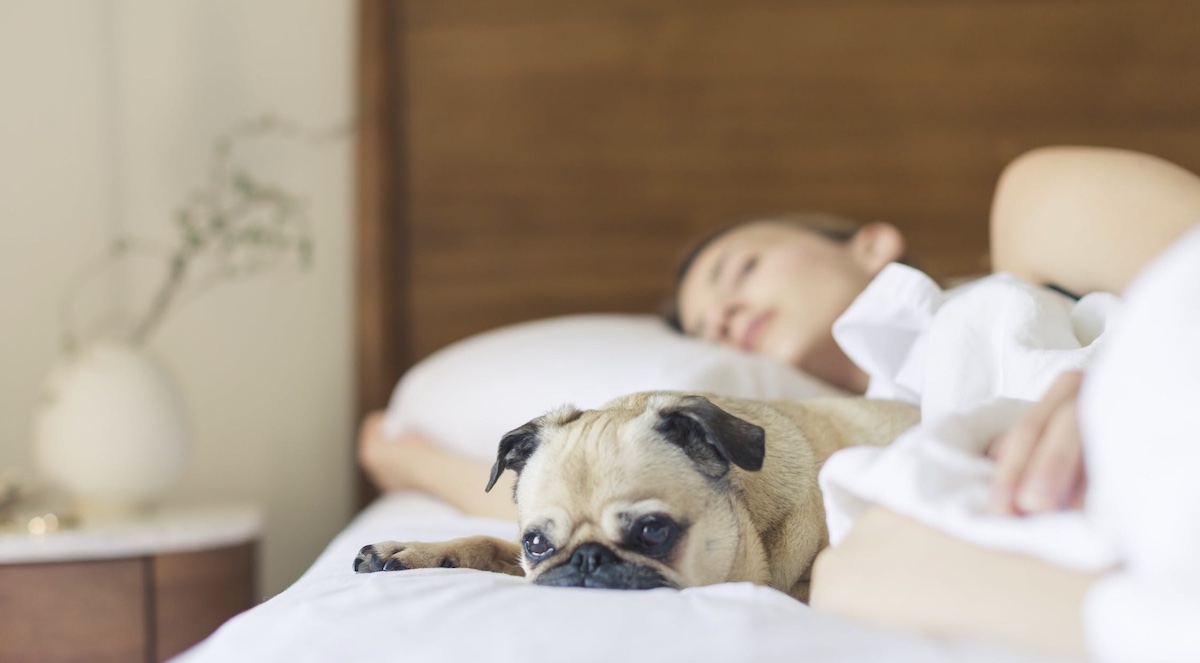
735, 255, 759, 284
686, 254, 758, 339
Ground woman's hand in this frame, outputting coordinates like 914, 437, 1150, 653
355, 411, 517, 519
357, 410, 435, 493
988, 370, 1087, 515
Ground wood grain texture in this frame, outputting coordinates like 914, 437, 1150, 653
0, 558, 149, 663
153, 543, 257, 661
356, 0, 1200, 501
355, 0, 409, 505
394, 0, 1200, 358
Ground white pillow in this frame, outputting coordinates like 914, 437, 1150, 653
382, 314, 845, 462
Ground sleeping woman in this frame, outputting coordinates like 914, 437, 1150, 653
805, 148, 1200, 662
358, 146, 1200, 660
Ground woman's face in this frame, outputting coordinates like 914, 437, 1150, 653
676, 221, 902, 385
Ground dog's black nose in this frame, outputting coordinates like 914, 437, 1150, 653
570, 543, 618, 574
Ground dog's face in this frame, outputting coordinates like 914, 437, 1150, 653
484, 393, 766, 591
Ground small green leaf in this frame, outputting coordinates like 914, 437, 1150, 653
298, 238, 313, 268
233, 171, 254, 195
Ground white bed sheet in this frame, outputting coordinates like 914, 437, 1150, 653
177, 493, 1059, 663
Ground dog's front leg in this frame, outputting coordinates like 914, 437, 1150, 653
354, 536, 524, 576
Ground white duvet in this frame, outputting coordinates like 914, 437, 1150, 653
824, 263, 1122, 571
177, 493, 1054, 663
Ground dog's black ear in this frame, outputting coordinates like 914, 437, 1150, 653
487, 406, 583, 493
655, 395, 765, 478
486, 420, 543, 492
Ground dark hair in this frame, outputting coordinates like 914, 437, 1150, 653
661, 212, 864, 333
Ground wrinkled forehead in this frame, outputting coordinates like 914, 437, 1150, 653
515, 405, 714, 527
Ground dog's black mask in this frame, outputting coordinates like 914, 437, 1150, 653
532, 543, 673, 590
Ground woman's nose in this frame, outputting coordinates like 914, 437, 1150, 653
704, 301, 742, 344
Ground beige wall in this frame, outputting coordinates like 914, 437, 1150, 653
0, 0, 356, 596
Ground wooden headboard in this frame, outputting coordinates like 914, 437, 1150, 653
355, 0, 1200, 501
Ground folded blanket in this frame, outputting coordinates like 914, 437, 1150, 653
834, 263, 1120, 424
822, 263, 1122, 571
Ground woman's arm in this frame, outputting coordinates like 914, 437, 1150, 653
358, 411, 518, 521
987, 149, 1200, 516
810, 506, 1099, 659
990, 146, 1200, 295
813, 148, 1197, 656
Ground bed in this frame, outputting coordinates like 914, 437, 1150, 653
179, 1, 1200, 661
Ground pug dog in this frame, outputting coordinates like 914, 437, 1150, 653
354, 392, 918, 602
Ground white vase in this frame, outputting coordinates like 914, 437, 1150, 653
34, 342, 191, 519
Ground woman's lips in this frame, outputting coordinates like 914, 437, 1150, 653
739, 312, 772, 352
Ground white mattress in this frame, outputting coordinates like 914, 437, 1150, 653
176, 493, 1059, 663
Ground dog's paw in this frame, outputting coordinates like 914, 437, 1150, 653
354, 541, 460, 574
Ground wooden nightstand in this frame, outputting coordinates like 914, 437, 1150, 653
0, 505, 261, 663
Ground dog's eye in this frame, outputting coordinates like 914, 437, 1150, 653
633, 516, 678, 554
522, 531, 555, 560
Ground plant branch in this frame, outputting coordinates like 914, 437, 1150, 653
129, 250, 191, 346
117, 114, 341, 346
59, 238, 174, 352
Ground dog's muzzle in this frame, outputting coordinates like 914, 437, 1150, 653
532, 542, 673, 590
